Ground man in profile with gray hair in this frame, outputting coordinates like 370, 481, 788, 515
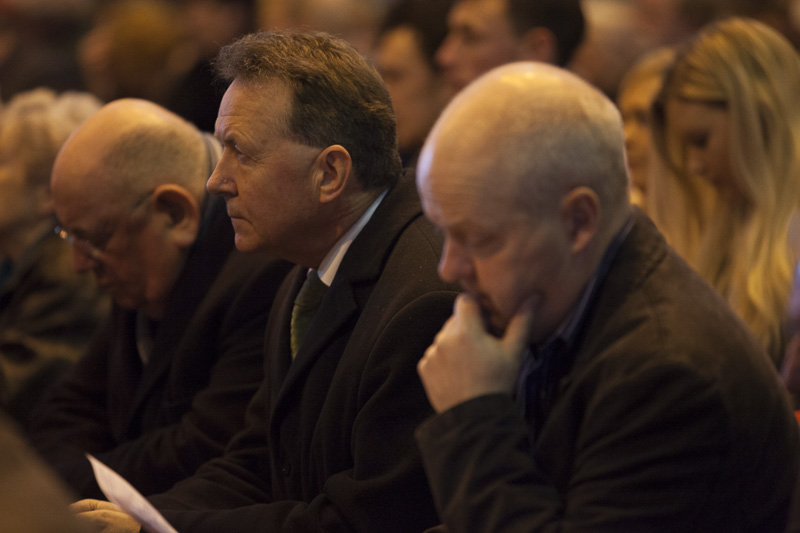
72, 30, 457, 533
414, 62, 800, 531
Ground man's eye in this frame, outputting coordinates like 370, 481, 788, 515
461, 28, 481, 45
468, 233, 499, 255
228, 144, 251, 162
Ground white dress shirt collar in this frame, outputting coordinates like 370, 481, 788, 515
316, 189, 388, 287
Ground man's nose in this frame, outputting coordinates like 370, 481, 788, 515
207, 154, 236, 198
438, 238, 472, 284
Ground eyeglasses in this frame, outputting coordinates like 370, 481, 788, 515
54, 225, 108, 261
54, 190, 155, 261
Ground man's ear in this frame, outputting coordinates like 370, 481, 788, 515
560, 186, 599, 254
313, 145, 353, 204
517, 26, 558, 65
152, 184, 201, 248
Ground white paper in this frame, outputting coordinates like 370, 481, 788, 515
86, 454, 178, 533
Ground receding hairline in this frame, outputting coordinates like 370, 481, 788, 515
424, 63, 628, 214
220, 77, 295, 140
55, 99, 206, 199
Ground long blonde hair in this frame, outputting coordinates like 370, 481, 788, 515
652, 17, 800, 364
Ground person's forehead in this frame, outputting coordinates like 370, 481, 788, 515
418, 174, 477, 231
55, 173, 117, 213
218, 79, 291, 134
53, 153, 119, 221
666, 99, 717, 129
421, 143, 499, 210
619, 75, 662, 106
425, 124, 537, 220
377, 29, 414, 71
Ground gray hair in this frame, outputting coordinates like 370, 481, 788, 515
0, 89, 102, 189
100, 118, 209, 201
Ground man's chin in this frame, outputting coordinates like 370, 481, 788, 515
233, 234, 259, 253
478, 304, 508, 338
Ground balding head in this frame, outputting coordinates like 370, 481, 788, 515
53, 98, 209, 207
420, 62, 629, 224
51, 99, 216, 319
417, 62, 632, 341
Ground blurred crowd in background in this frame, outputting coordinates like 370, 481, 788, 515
3, 1, 800, 530
2, 0, 800, 430
1, 0, 798, 128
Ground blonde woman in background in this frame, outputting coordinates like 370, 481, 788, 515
0, 89, 108, 427
619, 45, 715, 263
652, 17, 800, 366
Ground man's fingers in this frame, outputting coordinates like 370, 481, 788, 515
70, 499, 121, 514
452, 293, 485, 330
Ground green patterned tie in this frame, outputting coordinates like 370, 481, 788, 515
290, 270, 327, 359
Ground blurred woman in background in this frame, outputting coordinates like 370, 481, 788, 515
652, 17, 800, 366
616, 46, 675, 208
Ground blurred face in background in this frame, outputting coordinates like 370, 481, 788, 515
52, 178, 178, 317
177, 0, 251, 58
618, 73, 663, 196
376, 25, 453, 159
436, 0, 519, 92
665, 98, 734, 193
78, 0, 186, 102
0, 136, 39, 249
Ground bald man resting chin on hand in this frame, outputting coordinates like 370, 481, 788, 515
414, 62, 800, 532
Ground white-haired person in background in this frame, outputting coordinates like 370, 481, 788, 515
0, 88, 108, 428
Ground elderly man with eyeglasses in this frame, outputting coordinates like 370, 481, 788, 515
27, 98, 292, 501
